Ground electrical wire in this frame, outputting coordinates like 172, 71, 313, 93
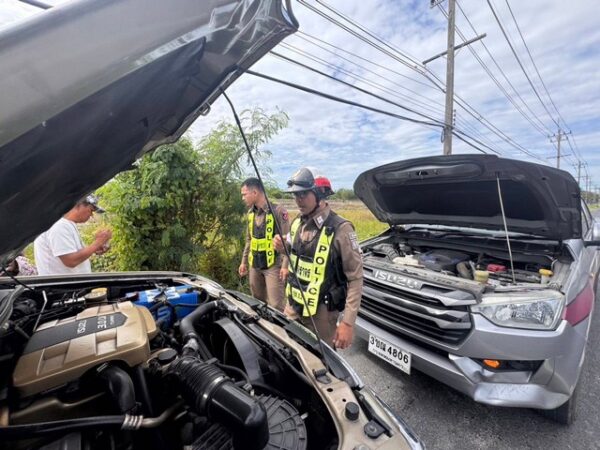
271, 49, 446, 125
267, 51, 505, 154
296, 0, 548, 162
503, 0, 587, 166
445, 1, 554, 137
290, 34, 446, 112
245, 69, 495, 154
486, 0, 560, 129
504, 0, 568, 129
296, 30, 440, 92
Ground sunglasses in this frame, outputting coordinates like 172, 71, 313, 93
292, 191, 311, 199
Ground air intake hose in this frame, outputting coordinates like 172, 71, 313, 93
168, 356, 268, 450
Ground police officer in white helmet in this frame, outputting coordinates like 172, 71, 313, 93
274, 168, 363, 349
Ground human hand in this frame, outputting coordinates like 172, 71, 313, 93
94, 229, 112, 244
273, 235, 284, 252
279, 267, 289, 281
94, 243, 110, 255
238, 263, 248, 277
333, 322, 354, 350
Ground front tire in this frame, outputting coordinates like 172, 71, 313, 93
540, 384, 579, 425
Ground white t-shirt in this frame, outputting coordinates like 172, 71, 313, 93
34, 218, 92, 275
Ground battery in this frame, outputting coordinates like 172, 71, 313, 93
127, 285, 200, 328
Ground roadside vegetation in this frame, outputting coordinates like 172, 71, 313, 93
26, 109, 385, 288
81, 108, 288, 289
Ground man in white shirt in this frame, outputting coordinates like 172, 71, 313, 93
34, 195, 112, 275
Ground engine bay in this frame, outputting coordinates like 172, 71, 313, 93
362, 228, 573, 289
0, 277, 342, 450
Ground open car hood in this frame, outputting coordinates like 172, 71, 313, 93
354, 154, 582, 240
0, 0, 297, 262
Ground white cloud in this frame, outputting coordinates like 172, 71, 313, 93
187, 0, 600, 190
3, 0, 598, 190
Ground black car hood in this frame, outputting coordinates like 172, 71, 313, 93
0, 0, 297, 263
354, 154, 582, 240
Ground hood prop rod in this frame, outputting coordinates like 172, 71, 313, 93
496, 175, 516, 284
221, 89, 332, 374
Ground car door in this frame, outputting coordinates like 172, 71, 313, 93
581, 201, 600, 293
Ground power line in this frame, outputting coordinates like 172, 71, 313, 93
503, 0, 587, 165
504, 0, 568, 128
314, 0, 423, 68
295, 31, 500, 151
295, 31, 444, 105
451, 0, 554, 137
245, 69, 496, 155
271, 49, 446, 124
279, 42, 446, 117
486, 0, 561, 129
296, 0, 547, 163
270, 48, 507, 155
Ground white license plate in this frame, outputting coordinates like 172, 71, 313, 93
368, 334, 411, 375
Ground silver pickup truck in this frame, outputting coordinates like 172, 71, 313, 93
353, 154, 600, 424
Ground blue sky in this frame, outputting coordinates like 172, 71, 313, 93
2, 0, 599, 190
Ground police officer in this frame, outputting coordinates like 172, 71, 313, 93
273, 168, 363, 349
239, 177, 289, 311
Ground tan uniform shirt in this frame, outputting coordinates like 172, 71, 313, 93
242, 203, 289, 269
290, 204, 363, 325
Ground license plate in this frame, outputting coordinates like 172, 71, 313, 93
368, 334, 411, 375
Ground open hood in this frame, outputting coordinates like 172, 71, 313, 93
0, 0, 297, 262
354, 154, 582, 240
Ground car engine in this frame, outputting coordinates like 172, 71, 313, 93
0, 278, 339, 450
363, 228, 573, 289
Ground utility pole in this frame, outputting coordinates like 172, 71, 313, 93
577, 161, 582, 185
548, 129, 570, 169
425, 0, 485, 155
581, 174, 590, 203
443, 0, 455, 156
555, 129, 562, 169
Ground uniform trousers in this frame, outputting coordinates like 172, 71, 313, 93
249, 266, 285, 312
284, 302, 339, 347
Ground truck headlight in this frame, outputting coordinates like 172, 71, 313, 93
472, 297, 564, 330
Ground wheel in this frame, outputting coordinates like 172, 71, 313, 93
540, 384, 579, 425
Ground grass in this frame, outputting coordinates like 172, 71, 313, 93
279, 200, 388, 241
336, 207, 388, 241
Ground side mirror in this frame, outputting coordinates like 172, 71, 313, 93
592, 223, 600, 241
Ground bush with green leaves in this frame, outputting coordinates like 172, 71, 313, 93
97, 108, 288, 288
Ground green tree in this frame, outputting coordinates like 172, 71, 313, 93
98, 108, 288, 288
331, 188, 357, 201
99, 138, 205, 272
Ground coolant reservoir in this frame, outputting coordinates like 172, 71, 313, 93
539, 269, 553, 284
474, 270, 489, 284
392, 255, 421, 267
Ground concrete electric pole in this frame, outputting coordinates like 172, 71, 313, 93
548, 129, 571, 169
442, 0, 455, 156
425, 0, 485, 155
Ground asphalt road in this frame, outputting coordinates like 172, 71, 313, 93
341, 215, 600, 450
342, 317, 599, 450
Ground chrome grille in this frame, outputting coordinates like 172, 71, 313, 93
359, 269, 475, 346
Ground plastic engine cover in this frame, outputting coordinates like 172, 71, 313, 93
417, 249, 470, 273
13, 301, 157, 396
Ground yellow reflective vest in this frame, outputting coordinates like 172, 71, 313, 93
248, 210, 276, 269
285, 217, 335, 317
